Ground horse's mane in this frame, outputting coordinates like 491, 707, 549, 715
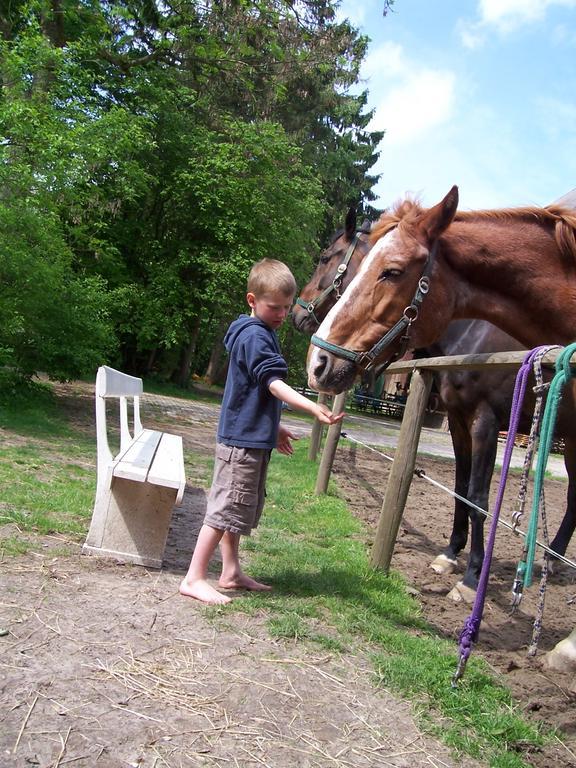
370, 196, 576, 261
369, 198, 423, 243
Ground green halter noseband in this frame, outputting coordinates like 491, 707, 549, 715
310, 240, 438, 372
295, 232, 363, 326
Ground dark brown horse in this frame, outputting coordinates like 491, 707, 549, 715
298, 206, 576, 601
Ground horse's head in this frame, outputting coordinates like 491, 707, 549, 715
292, 208, 371, 335
307, 186, 460, 394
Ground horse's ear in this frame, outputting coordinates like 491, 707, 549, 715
345, 207, 357, 239
421, 185, 459, 241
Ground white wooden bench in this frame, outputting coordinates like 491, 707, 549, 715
83, 366, 186, 568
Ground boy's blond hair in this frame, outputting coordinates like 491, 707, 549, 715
247, 258, 297, 298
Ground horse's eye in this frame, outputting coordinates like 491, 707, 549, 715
320, 254, 333, 264
378, 268, 403, 281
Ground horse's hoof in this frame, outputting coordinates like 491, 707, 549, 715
447, 581, 477, 604
430, 554, 458, 575
545, 629, 576, 674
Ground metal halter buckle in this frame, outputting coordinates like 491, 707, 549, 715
403, 305, 419, 323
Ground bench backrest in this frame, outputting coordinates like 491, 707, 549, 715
95, 366, 144, 484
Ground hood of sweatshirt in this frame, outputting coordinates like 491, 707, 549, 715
223, 315, 268, 353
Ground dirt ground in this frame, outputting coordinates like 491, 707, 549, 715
332, 432, 576, 765
1, 383, 575, 767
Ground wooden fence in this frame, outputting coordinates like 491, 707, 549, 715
315, 348, 568, 573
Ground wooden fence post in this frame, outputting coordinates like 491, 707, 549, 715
314, 391, 348, 495
370, 368, 433, 571
308, 393, 328, 461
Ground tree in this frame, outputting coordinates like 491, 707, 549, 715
0, 0, 390, 384
136, 117, 324, 385
0, 203, 115, 380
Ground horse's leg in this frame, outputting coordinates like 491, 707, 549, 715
546, 628, 576, 674
548, 439, 576, 566
430, 414, 472, 575
448, 404, 499, 603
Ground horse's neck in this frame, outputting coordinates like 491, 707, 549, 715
444, 219, 576, 347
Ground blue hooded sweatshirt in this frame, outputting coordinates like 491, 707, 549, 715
217, 314, 288, 449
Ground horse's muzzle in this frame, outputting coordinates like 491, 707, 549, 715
291, 307, 318, 335
308, 349, 357, 394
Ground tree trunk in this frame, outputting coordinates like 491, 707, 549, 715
204, 332, 227, 383
204, 344, 222, 384
213, 357, 229, 387
144, 347, 158, 376
173, 316, 201, 388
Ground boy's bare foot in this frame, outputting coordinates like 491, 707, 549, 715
179, 578, 232, 605
219, 573, 272, 592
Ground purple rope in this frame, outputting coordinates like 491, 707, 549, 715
453, 346, 552, 684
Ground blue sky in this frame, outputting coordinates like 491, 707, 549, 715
337, 0, 576, 210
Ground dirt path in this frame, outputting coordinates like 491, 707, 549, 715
0, 383, 482, 768
1, 383, 575, 766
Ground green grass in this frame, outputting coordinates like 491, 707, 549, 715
232, 445, 550, 768
0, 377, 215, 553
0, 443, 95, 535
142, 377, 224, 404
0, 377, 96, 544
0, 379, 555, 766
0, 374, 78, 438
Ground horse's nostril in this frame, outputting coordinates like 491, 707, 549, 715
314, 351, 329, 379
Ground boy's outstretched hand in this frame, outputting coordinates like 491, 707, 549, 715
315, 404, 345, 426
277, 425, 300, 455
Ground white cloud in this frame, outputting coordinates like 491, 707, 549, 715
334, 0, 369, 28
534, 96, 576, 140
479, 0, 548, 29
368, 68, 456, 146
344, 3, 576, 214
458, 0, 576, 47
456, 19, 485, 50
362, 41, 406, 80
369, 86, 576, 213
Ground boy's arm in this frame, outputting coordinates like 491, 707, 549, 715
268, 379, 344, 425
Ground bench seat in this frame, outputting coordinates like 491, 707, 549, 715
83, 366, 186, 568
113, 430, 185, 501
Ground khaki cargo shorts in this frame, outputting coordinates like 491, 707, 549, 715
204, 444, 271, 535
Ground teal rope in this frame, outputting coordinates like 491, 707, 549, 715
522, 342, 576, 589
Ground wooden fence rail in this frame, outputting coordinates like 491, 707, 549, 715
317, 348, 572, 573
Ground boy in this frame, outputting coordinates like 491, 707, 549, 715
180, 258, 344, 605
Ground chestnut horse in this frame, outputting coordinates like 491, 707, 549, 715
308, 185, 576, 391
307, 189, 576, 672
296, 207, 576, 600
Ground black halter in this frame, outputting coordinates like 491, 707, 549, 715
310, 240, 438, 372
295, 232, 363, 326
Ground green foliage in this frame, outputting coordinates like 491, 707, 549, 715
0, 203, 115, 380
0, 0, 384, 383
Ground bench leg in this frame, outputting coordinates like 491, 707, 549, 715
83, 478, 178, 568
